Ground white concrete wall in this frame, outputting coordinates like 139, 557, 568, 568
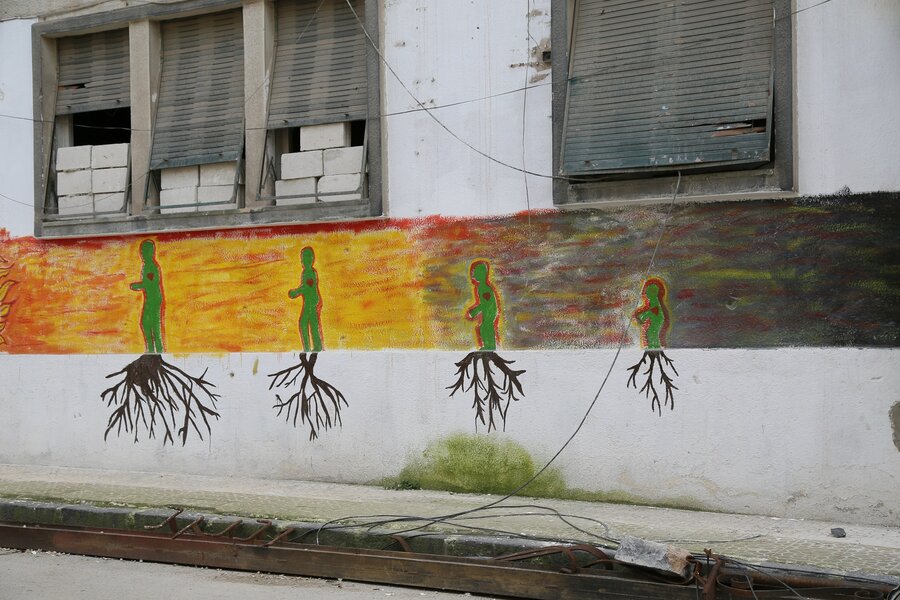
0, 19, 36, 238
0, 348, 896, 525
381, 0, 554, 218
794, 0, 900, 195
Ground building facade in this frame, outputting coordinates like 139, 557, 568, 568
0, 0, 898, 525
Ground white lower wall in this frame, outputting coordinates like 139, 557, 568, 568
0, 18, 36, 238
0, 348, 897, 525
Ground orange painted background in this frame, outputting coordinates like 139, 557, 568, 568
1, 195, 898, 354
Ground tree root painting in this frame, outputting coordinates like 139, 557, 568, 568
269, 352, 347, 441
271, 246, 348, 440
0, 256, 18, 347
627, 277, 679, 415
448, 351, 525, 433
102, 353, 221, 445
101, 239, 221, 445
449, 260, 525, 432
626, 350, 678, 415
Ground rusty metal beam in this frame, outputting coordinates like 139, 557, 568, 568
0, 521, 892, 600
0, 522, 695, 600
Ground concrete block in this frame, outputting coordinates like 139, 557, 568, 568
318, 173, 360, 193
91, 143, 129, 169
299, 122, 350, 151
281, 150, 323, 179
56, 145, 92, 171
197, 185, 234, 205
200, 161, 237, 186
160, 186, 197, 213
614, 535, 692, 577
92, 167, 129, 194
275, 177, 316, 202
160, 165, 199, 190
324, 146, 364, 175
57, 194, 92, 216
94, 192, 126, 213
57, 169, 92, 195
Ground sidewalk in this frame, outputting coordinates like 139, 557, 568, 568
0, 464, 898, 581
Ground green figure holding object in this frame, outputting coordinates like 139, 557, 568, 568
466, 260, 500, 351
129, 239, 165, 354
632, 277, 670, 350
626, 276, 678, 415
288, 246, 323, 353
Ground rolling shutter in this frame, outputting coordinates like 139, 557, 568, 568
267, 0, 367, 129
56, 29, 130, 115
562, 0, 774, 175
150, 10, 245, 170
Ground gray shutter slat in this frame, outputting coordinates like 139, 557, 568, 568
150, 10, 244, 170
267, 0, 367, 129
56, 29, 130, 115
562, 0, 774, 174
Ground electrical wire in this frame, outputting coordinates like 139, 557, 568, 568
522, 0, 533, 222
314, 170, 683, 547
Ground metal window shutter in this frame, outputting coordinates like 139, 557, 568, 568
267, 0, 367, 129
150, 10, 245, 170
56, 29, 130, 115
562, 0, 774, 175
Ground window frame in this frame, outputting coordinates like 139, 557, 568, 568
32, 0, 382, 238
550, 0, 794, 207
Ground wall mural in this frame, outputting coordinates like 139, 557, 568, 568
0, 254, 16, 347
626, 277, 678, 415
447, 260, 526, 432
100, 240, 221, 445
0, 195, 897, 356
268, 246, 348, 440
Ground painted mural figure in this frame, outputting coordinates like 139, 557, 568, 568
466, 260, 499, 351
448, 260, 525, 432
626, 277, 679, 415
101, 239, 220, 446
129, 239, 165, 354
288, 246, 323, 353
269, 245, 347, 441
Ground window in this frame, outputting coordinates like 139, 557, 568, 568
151, 10, 246, 214
551, 0, 793, 205
32, 0, 381, 237
261, 0, 378, 220
49, 29, 132, 220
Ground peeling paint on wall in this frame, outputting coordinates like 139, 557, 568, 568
891, 402, 900, 453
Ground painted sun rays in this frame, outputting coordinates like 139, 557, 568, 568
0, 255, 18, 347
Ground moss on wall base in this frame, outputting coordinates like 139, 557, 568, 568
383, 433, 713, 512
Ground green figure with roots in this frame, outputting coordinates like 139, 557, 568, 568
448, 259, 525, 432
129, 239, 165, 354
104, 238, 220, 446
270, 245, 347, 440
288, 246, 323, 353
626, 277, 679, 415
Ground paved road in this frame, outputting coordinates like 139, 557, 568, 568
0, 548, 492, 600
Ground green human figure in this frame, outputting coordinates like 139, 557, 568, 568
288, 246, 323, 353
632, 277, 670, 350
129, 239, 165, 354
466, 260, 500, 351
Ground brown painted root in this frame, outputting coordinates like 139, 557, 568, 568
448, 351, 526, 433
626, 350, 679, 415
101, 353, 221, 445
268, 352, 348, 441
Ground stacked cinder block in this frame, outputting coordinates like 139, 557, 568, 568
56, 143, 129, 216
160, 162, 238, 214
276, 122, 364, 206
